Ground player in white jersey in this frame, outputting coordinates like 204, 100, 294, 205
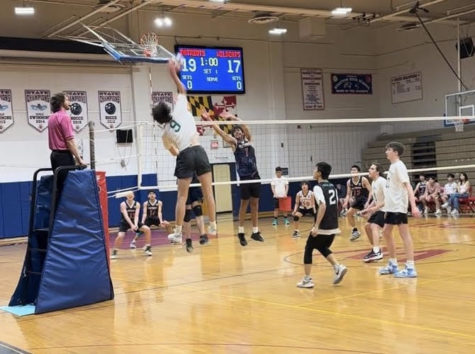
152, 60, 217, 244
379, 142, 421, 278
361, 163, 386, 262
291, 182, 316, 238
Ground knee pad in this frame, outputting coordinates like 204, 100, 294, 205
193, 205, 203, 217
184, 209, 192, 222
293, 215, 300, 222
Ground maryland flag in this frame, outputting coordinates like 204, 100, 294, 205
187, 95, 237, 135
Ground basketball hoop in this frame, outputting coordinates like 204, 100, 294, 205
452, 117, 466, 132
140, 32, 159, 58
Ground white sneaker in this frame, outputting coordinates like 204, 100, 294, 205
168, 232, 183, 244
333, 264, 348, 284
423, 208, 429, 215
297, 277, 314, 288
441, 202, 449, 209
143, 246, 152, 256
129, 241, 136, 249
208, 224, 217, 236
451, 209, 460, 217
434, 209, 442, 216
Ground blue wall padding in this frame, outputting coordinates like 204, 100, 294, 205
34, 170, 113, 314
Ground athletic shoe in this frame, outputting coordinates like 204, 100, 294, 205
129, 241, 136, 249
111, 249, 118, 259
296, 277, 314, 288
272, 219, 278, 226
143, 246, 152, 256
168, 232, 183, 244
363, 249, 383, 263
340, 209, 347, 217
284, 218, 290, 226
379, 262, 398, 275
451, 209, 460, 217
185, 238, 193, 253
350, 230, 361, 241
434, 209, 442, 216
394, 267, 417, 278
251, 232, 264, 242
238, 232, 248, 246
423, 208, 429, 215
333, 264, 348, 284
208, 225, 217, 236
446, 206, 452, 215
441, 202, 449, 209
199, 234, 209, 245
292, 230, 300, 238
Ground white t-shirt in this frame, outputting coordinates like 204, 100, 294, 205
271, 176, 288, 198
384, 160, 410, 213
444, 182, 457, 195
161, 94, 198, 152
372, 176, 386, 206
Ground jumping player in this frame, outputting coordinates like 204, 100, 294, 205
111, 191, 152, 259
291, 181, 316, 238
360, 163, 385, 262
379, 142, 421, 278
297, 162, 347, 288
201, 110, 264, 247
342, 165, 371, 241
153, 59, 217, 244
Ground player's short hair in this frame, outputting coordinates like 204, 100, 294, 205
371, 162, 382, 173
148, 191, 156, 196
152, 101, 172, 124
386, 141, 405, 156
447, 173, 455, 178
301, 181, 309, 188
316, 162, 332, 179
419, 174, 425, 178
351, 165, 361, 172
50, 92, 66, 113
275, 166, 282, 172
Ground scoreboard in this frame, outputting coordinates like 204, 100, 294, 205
175, 45, 245, 94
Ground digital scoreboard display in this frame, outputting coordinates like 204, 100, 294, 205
175, 45, 245, 94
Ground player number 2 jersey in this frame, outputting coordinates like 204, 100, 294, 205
313, 181, 340, 235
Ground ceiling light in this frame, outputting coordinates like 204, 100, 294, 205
154, 16, 173, 27
269, 28, 287, 35
15, 7, 35, 15
331, 7, 352, 16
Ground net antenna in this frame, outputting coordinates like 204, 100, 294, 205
64, 24, 175, 63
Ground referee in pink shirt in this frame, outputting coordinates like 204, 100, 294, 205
48, 93, 85, 190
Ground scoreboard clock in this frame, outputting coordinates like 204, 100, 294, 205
175, 45, 245, 94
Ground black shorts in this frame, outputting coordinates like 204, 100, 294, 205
368, 211, 385, 228
187, 186, 203, 205
119, 221, 144, 232
175, 145, 211, 179
144, 217, 160, 227
384, 212, 408, 225
296, 207, 315, 217
350, 197, 367, 211
273, 198, 280, 209
239, 176, 261, 200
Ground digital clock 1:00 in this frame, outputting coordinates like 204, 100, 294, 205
175, 46, 245, 94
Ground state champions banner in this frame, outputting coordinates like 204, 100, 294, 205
331, 74, 372, 94
98, 91, 122, 129
187, 95, 237, 135
25, 89, 51, 132
152, 91, 174, 107
65, 91, 88, 132
0, 89, 14, 133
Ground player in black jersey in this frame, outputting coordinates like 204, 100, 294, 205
111, 191, 152, 259
297, 162, 348, 288
129, 191, 171, 249
413, 174, 427, 213
202, 110, 264, 247
342, 165, 372, 241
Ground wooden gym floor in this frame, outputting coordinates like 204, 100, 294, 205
1, 215, 475, 353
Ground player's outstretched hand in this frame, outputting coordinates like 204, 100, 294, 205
219, 110, 236, 120
201, 111, 212, 121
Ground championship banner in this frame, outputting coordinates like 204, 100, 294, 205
187, 95, 237, 135
331, 74, 372, 94
301, 68, 325, 110
25, 89, 50, 132
64, 90, 88, 132
152, 91, 174, 107
98, 91, 122, 129
391, 72, 422, 104
0, 89, 14, 133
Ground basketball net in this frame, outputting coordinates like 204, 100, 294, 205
140, 32, 159, 57
453, 117, 467, 132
